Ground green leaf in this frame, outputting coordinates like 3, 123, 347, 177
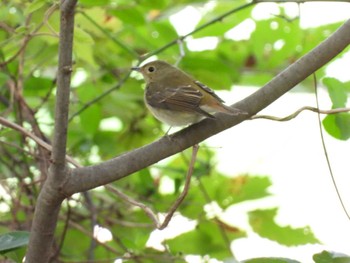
133, 168, 157, 196
80, 104, 102, 135
1, 246, 27, 262
76, 83, 99, 102
313, 250, 350, 263
110, 223, 150, 252
180, 55, 233, 90
240, 71, 274, 86
24, 76, 53, 97
323, 113, 350, 140
195, 1, 252, 37
60, 228, 91, 259
0, 231, 30, 254
110, 6, 145, 26
167, 221, 244, 260
243, 258, 301, 263
250, 19, 302, 70
249, 208, 319, 246
323, 77, 349, 108
25, 0, 46, 15
79, 0, 110, 7
74, 26, 95, 44
322, 77, 350, 139
199, 174, 271, 208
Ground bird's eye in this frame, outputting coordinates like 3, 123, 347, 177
147, 66, 155, 73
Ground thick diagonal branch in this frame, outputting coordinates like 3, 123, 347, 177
65, 20, 350, 194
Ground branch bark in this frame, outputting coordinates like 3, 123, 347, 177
64, 19, 350, 195
25, 1, 77, 262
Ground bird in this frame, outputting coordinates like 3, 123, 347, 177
132, 60, 246, 127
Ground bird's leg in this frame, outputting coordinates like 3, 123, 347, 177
164, 126, 172, 136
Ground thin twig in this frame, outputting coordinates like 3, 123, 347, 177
0, 22, 15, 33
313, 74, 350, 220
68, 71, 132, 122
43, 3, 60, 37
251, 106, 350, 121
106, 185, 160, 227
159, 144, 199, 230
67, 219, 121, 255
0, 116, 80, 167
0, 3, 58, 67
174, 39, 185, 67
0, 39, 30, 67
83, 191, 98, 261
107, 218, 153, 228
0, 139, 38, 158
107, 144, 199, 230
142, 2, 254, 60
79, 12, 139, 58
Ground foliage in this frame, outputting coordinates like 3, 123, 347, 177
322, 77, 350, 140
248, 208, 319, 246
313, 251, 350, 263
0, 232, 29, 262
0, 0, 349, 262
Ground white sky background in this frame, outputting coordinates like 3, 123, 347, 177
164, 2, 350, 263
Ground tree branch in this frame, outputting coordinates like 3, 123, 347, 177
0, 116, 79, 167
107, 144, 199, 230
25, 1, 77, 262
64, 19, 350, 195
159, 144, 198, 230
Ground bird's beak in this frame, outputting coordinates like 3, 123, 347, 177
131, 66, 141, 72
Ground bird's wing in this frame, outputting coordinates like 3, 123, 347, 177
146, 84, 214, 118
194, 81, 224, 103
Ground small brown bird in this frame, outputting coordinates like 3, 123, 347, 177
132, 60, 246, 127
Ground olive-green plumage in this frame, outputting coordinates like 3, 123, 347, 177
132, 60, 245, 126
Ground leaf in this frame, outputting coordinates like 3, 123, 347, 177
110, 223, 150, 252
109, 6, 145, 26
323, 77, 349, 108
74, 26, 95, 44
80, 104, 102, 135
79, 0, 110, 7
199, 174, 271, 208
180, 55, 233, 90
24, 76, 53, 96
249, 208, 319, 246
74, 42, 97, 67
195, 1, 253, 37
313, 250, 350, 263
25, 0, 46, 15
250, 19, 302, 69
133, 168, 157, 196
167, 221, 244, 260
0, 231, 30, 254
59, 228, 91, 258
242, 258, 301, 263
323, 113, 350, 140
